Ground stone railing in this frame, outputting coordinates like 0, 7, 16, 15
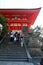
0, 35, 6, 44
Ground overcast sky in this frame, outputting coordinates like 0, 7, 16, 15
0, 0, 43, 28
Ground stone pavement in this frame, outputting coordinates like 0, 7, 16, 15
0, 61, 34, 65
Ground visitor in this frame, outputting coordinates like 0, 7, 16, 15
14, 32, 18, 43
20, 36, 23, 47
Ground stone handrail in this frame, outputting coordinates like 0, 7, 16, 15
0, 35, 6, 44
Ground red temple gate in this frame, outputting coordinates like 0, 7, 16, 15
0, 8, 41, 32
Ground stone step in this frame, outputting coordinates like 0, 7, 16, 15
0, 53, 27, 61
0, 58, 28, 61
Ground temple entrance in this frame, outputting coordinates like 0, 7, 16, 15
0, 8, 41, 62
22, 26, 28, 33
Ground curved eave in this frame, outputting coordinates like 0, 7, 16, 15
0, 7, 41, 10
0, 7, 41, 30
0, 8, 41, 15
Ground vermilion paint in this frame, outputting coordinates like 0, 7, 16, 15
0, 8, 41, 32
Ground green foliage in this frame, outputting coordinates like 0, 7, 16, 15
3, 26, 8, 33
0, 15, 8, 40
0, 15, 8, 25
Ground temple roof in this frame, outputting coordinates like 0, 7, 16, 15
0, 8, 41, 29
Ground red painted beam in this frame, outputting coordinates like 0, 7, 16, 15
0, 8, 41, 32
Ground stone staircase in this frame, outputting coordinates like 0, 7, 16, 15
0, 35, 28, 61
